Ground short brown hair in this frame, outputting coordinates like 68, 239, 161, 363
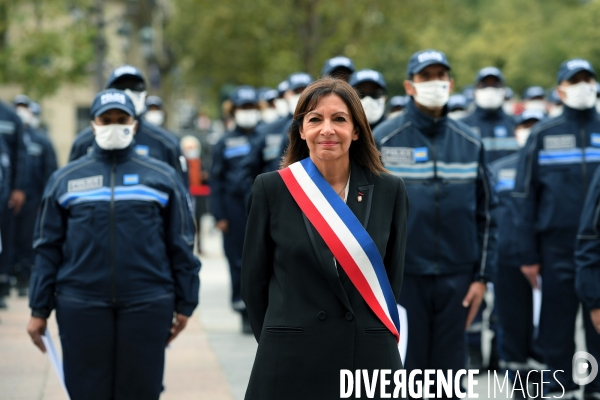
281, 77, 386, 175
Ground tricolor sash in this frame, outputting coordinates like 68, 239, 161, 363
278, 158, 400, 342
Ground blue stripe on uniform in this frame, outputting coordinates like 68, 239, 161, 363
224, 144, 251, 159
58, 185, 169, 208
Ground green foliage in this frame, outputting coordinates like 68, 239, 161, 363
168, 0, 600, 111
0, 0, 96, 98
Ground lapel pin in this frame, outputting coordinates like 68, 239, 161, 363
358, 191, 364, 202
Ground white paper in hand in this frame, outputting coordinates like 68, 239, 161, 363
41, 329, 70, 399
397, 304, 408, 365
532, 276, 542, 338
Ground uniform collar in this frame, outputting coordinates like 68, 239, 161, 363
474, 105, 505, 120
405, 98, 448, 135
92, 140, 136, 161
562, 104, 597, 121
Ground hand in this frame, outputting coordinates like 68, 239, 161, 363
591, 309, 600, 335
520, 264, 540, 289
215, 219, 228, 233
167, 313, 188, 345
8, 189, 26, 214
463, 282, 486, 330
27, 317, 47, 353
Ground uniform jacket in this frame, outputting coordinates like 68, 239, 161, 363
489, 153, 521, 268
68, 119, 188, 186
512, 105, 600, 264
575, 166, 600, 310
373, 99, 497, 279
461, 106, 518, 162
246, 115, 293, 176
23, 129, 58, 202
29, 142, 200, 318
242, 160, 408, 400
0, 101, 26, 191
209, 127, 256, 221
0, 134, 10, 214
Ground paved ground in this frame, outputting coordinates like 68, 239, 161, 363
0, 215, 588, 399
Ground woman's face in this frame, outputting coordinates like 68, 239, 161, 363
300, 94, 358, 163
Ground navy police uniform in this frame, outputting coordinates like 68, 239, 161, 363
0, 102, 26, 297
374, 96, 497, 374
512, 59, 600, 397
29, 90, 200, 400
13, 128, 57, 292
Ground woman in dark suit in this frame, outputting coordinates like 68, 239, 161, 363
242, 78, 409, 400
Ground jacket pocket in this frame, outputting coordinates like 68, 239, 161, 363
365, 327, 390, 334
264, 326, 304, 334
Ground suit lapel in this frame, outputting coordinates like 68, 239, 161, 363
300, 161, 374, 311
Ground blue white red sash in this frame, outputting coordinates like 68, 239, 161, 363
278, 158, 400, 342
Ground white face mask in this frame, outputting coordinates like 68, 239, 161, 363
524, 99, 547, 112
448, 110, 468, 120
16, 107, 33, 126
287, 94, 301, 115
361, 96, 386, 124
411, 80, 450, 108
548, 105, 563, 117
274, 98, 289, 117
124, 89, 147, 116
92, 122, 137, 150
515, 127, 531, 147
183, 148, 200, 159
234, 109, 260, 129
560, 82, 597, 110
261, 108, 279, 124
143, 110, 165, 126
30, 116, 41, 130
474, 87, 506, 110
388, 110, 404, 119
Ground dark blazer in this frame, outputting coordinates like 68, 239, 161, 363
241, 160, 409, 400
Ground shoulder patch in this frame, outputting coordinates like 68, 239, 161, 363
1, 153, 9, 167
591, 133, 600, 147
544, 134, 576, 150
413, 147, 429, 162
68, 175, 103, 192
135, 144, 150, 156
494, 126, 508, 138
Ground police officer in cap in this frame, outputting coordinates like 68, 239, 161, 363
349, 69, 388, 130
447, 94, 468, 120
246, 72, 313, 175
522, 85, 547, 112
388, 95, 408, 119
274, 80, 290, 118
12, 96, 57, 297
321, 56, 355, 82
461, 67, 518, 162
491, 109, 545, 383
69, 65, 188, 186
143, 95, 166, 127
373, 49, 497, 383
258, 88, 280, 124
513, 58, 600, 399
27, 89, 200, 399
210, 85, 261, 333
0, 96, 27, 308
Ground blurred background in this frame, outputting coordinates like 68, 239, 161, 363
0, 0, 599, 164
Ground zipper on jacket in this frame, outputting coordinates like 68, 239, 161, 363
581, 125, 588, 198
110, 155, 117, 303
430, 141, 440, 274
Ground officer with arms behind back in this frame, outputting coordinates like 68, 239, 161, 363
69, 65, 188, 186
373, 49, 497, 390
461, 67, 518, 163
210, 85, 261, 333
349, 69, 388, 130
513, 58, 600, 399
26, 89, 200, 400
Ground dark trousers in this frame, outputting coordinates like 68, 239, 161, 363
0, 209, 15, 295
538, 243, 600, 395
12, 200, 39, 284
494, 263, 541, 371
399, 273, 471, 374
222, 194, 247, 310
55, 293, 174, 400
